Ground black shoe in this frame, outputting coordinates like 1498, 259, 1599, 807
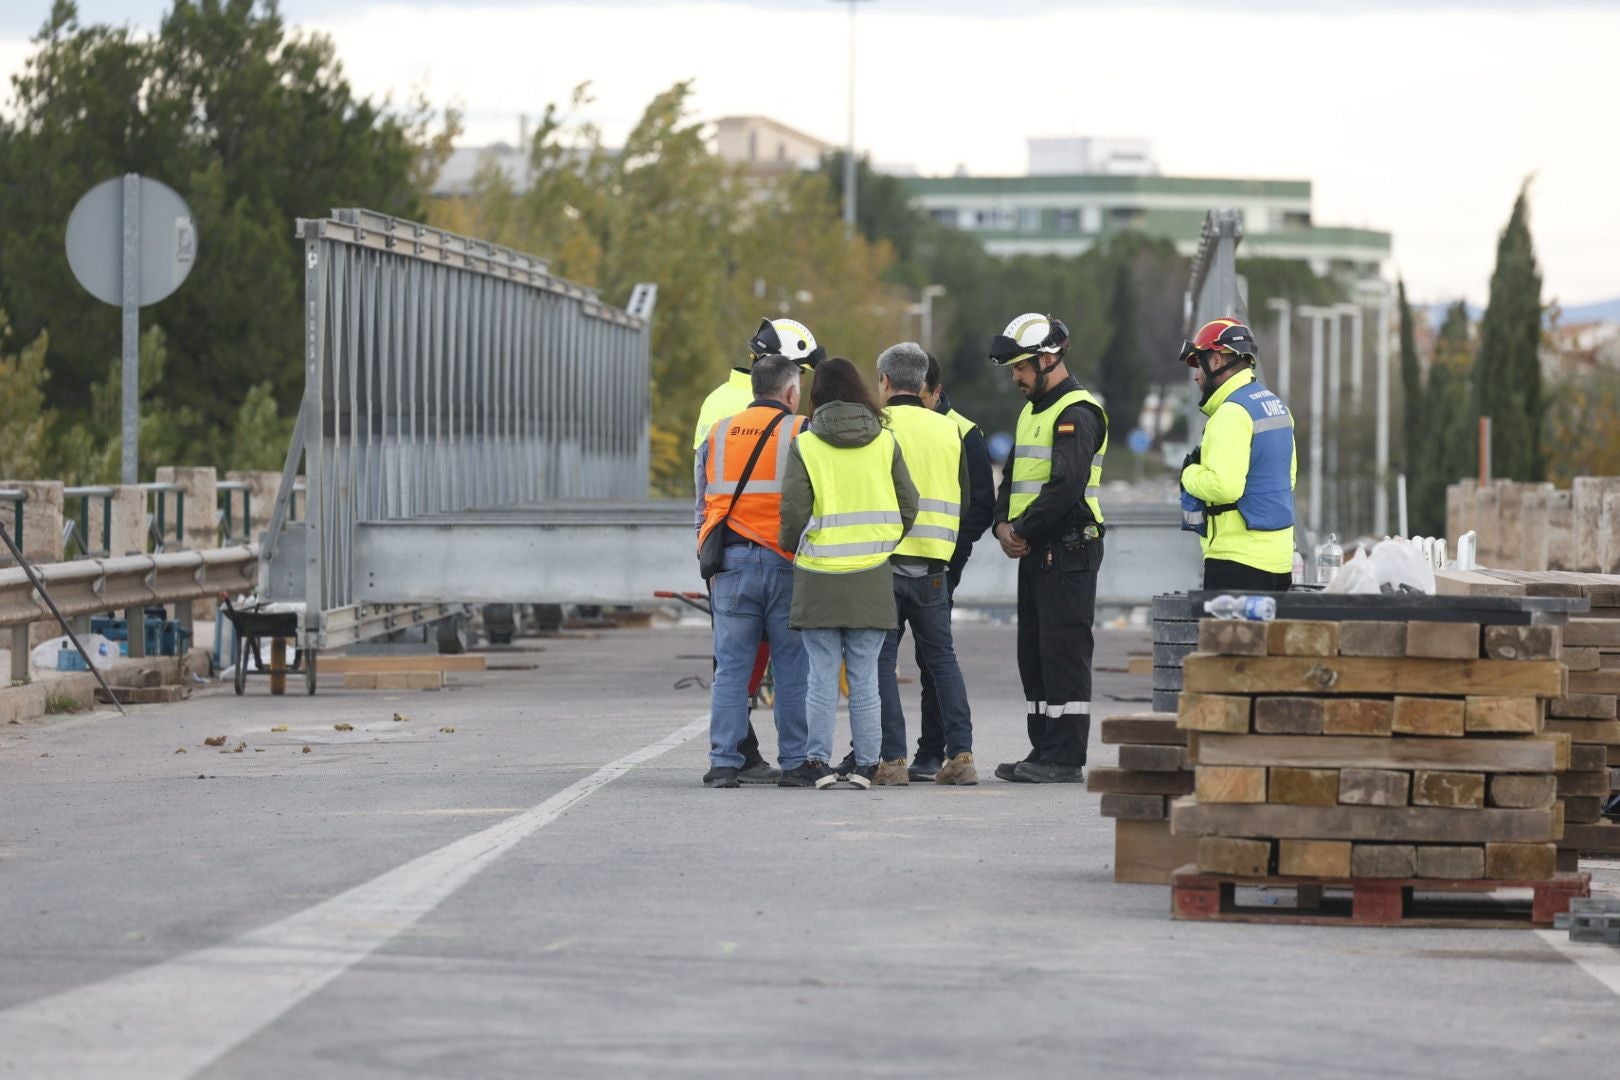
737, 756, 781, 785
995, 761, 1036, 783
778, 762, 818, 788
908, 756, 943, 782
834, 751, 857, 779
847, 763, 878, 789
808, 759, 839, 789
1013, 760, 1084, 784
703, 766, 740, 788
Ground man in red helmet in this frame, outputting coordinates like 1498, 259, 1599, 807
1178, 317, 1297, 591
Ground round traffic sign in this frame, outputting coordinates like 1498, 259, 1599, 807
65, 175, 197, 307
1126, 427, 1152, 454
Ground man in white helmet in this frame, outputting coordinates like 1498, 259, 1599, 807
988, 313, 1108, 784
692, 318, 824, 785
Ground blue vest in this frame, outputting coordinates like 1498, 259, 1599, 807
1180, 380, 1295, 535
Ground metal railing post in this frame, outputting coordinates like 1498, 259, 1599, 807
9, 623, 27, 683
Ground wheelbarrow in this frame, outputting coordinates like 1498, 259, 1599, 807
218, 592, 316, 696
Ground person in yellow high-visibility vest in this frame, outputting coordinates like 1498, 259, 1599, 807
988, 313, 1108, 785
690, 317, 824, 784
865, 342, 977, 786
778, 358, 917, 789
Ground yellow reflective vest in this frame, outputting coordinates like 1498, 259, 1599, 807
692, 370, 755, 450
1009, 389, 1107, 525
794, 429, 904, 574
883, 404, 962, 561
1181, 369, 1297, 573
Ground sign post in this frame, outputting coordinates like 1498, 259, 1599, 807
66, 174, 197, 484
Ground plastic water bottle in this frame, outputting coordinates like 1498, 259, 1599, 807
1291, 549, 1305, 584
1203, 594, 1278, 621
1315, 533, 1344, 585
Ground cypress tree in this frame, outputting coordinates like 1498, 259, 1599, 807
1472, 182, 1544, 480
1397, 279, 1421, 472
1096, 259, 1146, 439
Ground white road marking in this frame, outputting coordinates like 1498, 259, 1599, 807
0, 716, 706, 1079
1537, 929, 1620, 996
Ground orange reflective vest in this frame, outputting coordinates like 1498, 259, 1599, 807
699, 405, 806, 562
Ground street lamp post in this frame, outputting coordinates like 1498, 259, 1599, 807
1298, 305, 1337, 539
1266, 297, 1291, 402
917, 284, 946, 351
831, 0, 875, 238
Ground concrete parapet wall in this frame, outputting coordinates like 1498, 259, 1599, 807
225, 469, 289, 542
1449, 475, 1620, 571
154, 466, 219, 552
83, 486, 148, 557
0, 480, 65, 567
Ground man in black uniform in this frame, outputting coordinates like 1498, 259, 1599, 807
988, 313, 1108, 784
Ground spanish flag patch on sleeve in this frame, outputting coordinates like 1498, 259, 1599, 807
1055, 421, 1076, 437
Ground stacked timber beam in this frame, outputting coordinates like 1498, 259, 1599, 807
1437, 568, 1620, 862
1169, 613, 1587, 927
1093, 713, 1198, 884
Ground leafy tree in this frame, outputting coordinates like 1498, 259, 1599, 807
1472, 181, 1544, 481
1408, 300, 1477, 536
0, 0, 443, 478
1095, 257, 1145, 436
1397, 279, 1421, 472
0, 312, 52, 479
443, 83, 912, 495
1544, 371, 1620, 487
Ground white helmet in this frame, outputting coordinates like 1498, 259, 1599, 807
988, 313, 1070, 367
748, 317, 825, 370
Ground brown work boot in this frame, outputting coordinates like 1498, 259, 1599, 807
934, 752, 978, 786
873, 758, 910, 785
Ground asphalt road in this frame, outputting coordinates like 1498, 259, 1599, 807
2, 618, 1618, 1078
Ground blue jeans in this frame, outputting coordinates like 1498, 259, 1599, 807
709, 545, 808, 770
879, 571, 973, 761
803, 627, 885, 767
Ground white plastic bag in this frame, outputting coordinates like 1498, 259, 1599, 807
1324, 554, 1380, 594
1368, 538, 1436, 595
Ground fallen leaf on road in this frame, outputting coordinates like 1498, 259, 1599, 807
175, 748, 187, 754
439, 726, 456, 734
270, 724, 288, 733
334, 722, 354, 732
393, 713, 407, 722
233, 741, 246, 753
301, 745, 311, 754
203, 736, 226, 747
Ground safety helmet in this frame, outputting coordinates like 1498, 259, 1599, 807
748, 317, 825, 370
1179, 318, 1258, 368
989, 313, 1069, 367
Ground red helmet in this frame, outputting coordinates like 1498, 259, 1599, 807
1179, 318, 1258, 368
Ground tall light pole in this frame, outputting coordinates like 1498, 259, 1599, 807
1298, 305, 1337, 539
917, 284, 946, 350
832, 0, 874, 237
1266, 297, 1291, 402
1357, 279, 1394, 536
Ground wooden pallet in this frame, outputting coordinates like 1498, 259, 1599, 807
1170, 865, 1588, 928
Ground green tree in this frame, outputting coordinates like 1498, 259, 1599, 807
1396, 279, 1421, 472
1472, 181, 1544, 481
0, 0, 443, 477
444, 83, 912, 495
0, 312, 53, 479
1408, 300, 1476, 536
1095, 257, 1145, 437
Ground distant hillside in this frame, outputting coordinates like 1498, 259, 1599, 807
1424, 296, 1620, 328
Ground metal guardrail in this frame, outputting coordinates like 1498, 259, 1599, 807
268, 207, 656, 649
2, 544, 258, 683
0, 488, 25, 551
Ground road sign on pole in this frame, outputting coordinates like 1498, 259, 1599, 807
65, 174, 197, 484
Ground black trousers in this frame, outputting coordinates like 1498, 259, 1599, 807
1014, 537, 1103, 766
914, 562, 962, 762
1204, 558, 1292, 593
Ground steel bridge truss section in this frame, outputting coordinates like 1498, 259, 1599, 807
268, 208, 656, 647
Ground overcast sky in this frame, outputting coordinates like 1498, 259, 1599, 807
3, 0, 1617, 308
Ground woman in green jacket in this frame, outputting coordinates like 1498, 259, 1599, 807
778, 357, 918, 789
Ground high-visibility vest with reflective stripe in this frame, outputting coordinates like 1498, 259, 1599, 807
699, 405, 806, 561
692, 369, 755, 450
884, 404, 962, 561
1181, 376, 1295, 535
1008, 388, 1107, 525
945, 407, 981, 440
793, 429, 904, 574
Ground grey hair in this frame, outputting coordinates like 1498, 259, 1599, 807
750, 353, 800, 400
876, 341, 929, 393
